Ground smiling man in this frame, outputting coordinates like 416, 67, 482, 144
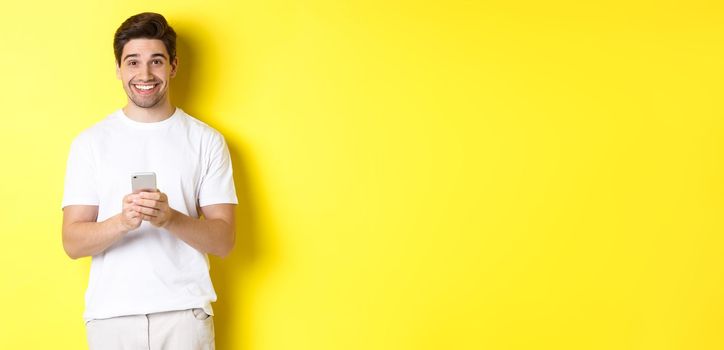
61, 13, 236, 350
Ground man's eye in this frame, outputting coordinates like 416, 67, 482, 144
128, 61, 137, 66
153, 60, 162, 65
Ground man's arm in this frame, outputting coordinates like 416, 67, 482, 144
164, 204, 236, 258
131, 191, 236, 258
62, 206, 126, 259
62, 195, 143, 259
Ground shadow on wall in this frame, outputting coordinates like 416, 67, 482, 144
212, 141, 260, 349
171, 23, 262, 349
169, 26, 197, 113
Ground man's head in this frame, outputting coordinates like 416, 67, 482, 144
114, 13, 178, 110
114, 12, 176, 66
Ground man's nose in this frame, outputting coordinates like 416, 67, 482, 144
138, 64, 153, 80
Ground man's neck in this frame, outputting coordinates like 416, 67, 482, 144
123, 100, 176, 123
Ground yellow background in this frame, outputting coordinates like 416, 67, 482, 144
1, 1, 723, 349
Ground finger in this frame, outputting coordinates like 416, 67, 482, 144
133, 198, 159, 209
140, 192, 162, 200
135, 206, 159, 217
141, 214, 156, 221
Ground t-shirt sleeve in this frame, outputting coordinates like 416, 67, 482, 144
198, 131, 238, 207
61, 134, 99, 209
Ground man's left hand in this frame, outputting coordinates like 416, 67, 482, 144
132, 190, 175, 228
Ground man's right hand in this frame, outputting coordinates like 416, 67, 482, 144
120, 193, 143, 231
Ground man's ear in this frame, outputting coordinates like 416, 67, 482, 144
116, 63, 121, 79
170, 56, 179, 78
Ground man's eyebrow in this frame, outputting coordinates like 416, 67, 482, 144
122, 53, 139, 62
122, 53, 168, 62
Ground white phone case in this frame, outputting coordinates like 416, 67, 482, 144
131, 172, 157, 193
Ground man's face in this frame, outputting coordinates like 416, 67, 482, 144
116, 39, 177, 109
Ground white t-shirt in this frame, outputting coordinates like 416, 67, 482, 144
62, 108, 238, 322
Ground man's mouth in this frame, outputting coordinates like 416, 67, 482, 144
132, 83, 160, 95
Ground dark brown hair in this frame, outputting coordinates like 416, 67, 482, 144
113, 12, 177, 66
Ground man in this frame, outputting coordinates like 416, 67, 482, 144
61, 12, 236, 350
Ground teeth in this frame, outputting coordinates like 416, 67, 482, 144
134, 84, 155, 90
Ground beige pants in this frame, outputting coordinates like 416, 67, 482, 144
86, 309, 215, 350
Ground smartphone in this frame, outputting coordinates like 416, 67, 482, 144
131, 172, 157, 193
